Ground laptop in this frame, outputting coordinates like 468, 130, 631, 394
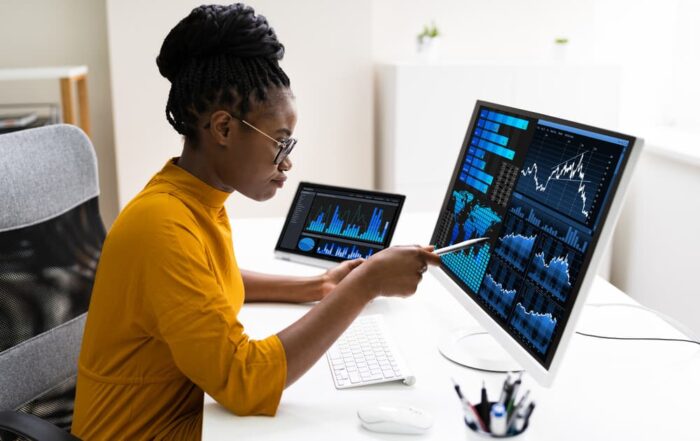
275, 182, 405, 268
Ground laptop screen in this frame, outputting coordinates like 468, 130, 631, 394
275, 182, 405, 264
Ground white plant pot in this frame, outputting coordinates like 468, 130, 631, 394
551, 43, 568, 62
417, 37, 441, 63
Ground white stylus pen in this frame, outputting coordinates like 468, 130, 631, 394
433, 237, 489, 256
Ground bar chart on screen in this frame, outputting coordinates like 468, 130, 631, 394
459, 109, 528, 196
304, 197, 397, 244
314, 239, 377, 260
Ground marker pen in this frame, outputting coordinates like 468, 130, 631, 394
490, 402, 507, 436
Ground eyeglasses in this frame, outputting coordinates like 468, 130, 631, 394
238, 118, 297, 165
203, 112, 297, 165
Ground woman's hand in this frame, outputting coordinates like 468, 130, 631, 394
352, 245, 442, 300
277, 244, 441, 387
319, 258, 365, 299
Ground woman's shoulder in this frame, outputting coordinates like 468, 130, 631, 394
111, 190, 201, 240
98, 191, 207, 277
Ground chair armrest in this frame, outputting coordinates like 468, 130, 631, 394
0, 411, 80, 441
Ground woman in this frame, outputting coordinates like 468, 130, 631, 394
72, 4, 440, 440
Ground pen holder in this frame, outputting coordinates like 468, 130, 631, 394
464, 401, 529, 439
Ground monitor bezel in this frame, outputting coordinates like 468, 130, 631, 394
429, 100, 644, 386
274, 181, 406, 266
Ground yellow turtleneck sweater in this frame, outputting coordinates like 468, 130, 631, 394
72, 159, 287, 440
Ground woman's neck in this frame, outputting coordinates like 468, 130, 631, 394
175, 145, 234, 193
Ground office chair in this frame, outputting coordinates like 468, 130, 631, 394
0, 125, 106, 441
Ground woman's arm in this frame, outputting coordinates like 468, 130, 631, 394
277, 245, 441, 387
241, 270, 325, 303
242, 259, 364, 303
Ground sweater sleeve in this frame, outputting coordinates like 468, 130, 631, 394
141, 199, 287, 416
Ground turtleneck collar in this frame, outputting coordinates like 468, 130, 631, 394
157, 158, 231, 208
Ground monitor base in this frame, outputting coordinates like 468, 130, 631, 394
438, 328, 523, 373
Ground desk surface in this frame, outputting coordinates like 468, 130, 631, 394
203, 213, 699, 440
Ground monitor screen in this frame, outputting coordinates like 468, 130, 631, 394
276, 182, 405, 264
431, 101, 635, 369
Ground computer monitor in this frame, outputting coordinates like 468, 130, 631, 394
275, 182, 405, 268
429, 101, 643, 386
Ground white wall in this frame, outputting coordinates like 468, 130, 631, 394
371, 0, 594, 64
669, 0, 700, 129
612, 144, 700, 336
106, 0, 373, 218
371, 0, 700, 133
589, 0, 677, 131
0, 0, 119, 227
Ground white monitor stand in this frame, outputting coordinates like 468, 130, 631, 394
438, 327, 523, 373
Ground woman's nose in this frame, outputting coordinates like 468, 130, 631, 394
279, 156, 292, 172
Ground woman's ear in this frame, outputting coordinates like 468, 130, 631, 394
209, 110, 233, 145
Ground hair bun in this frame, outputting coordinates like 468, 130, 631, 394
157, 3, 285, 82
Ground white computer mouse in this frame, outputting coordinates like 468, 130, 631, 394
357, 404, 433, 435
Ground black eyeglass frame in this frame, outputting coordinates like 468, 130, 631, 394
202, 113, 297, 165
237, 118, 297, 165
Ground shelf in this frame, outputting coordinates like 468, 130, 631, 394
0, 66, 91, 137
0, 66, 88, 81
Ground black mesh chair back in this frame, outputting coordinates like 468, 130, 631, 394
0, 125, 105, 440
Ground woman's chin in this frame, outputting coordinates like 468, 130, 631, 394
260, 189, 277, 201
238, 181, 283, 202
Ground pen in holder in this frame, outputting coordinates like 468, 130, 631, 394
452, 375, 534, 439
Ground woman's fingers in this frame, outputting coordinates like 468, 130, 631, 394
419, 247, 442, 266
346, 258, 364, 269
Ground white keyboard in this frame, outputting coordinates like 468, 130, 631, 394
326, 314, 415, 389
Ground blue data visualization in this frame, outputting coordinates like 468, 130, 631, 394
315, 239, 376, 260
509, 195, 591, 254
510, 285, 562, 355
449, 190, 502, 244
438, 189, 503, 292
515, 122, 625, 228
297, 236, 315, 252
304, 197, 396, 245
441, 243, 492, 293
494, 214, 537, 272
527, 236, 582, 303
478, 257, 520, 319
459, 109, 529, 195
277, 183, 404, 264
529, 253, 570, 302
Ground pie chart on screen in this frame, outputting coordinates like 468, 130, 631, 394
298, 237, 315, 252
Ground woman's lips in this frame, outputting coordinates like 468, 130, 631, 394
272, 176, 287, 187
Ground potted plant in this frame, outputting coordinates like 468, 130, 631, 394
417, 22, 441, 62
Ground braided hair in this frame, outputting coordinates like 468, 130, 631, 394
156, 3, 290, 143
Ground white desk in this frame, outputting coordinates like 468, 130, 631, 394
203, 213, 699, 440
